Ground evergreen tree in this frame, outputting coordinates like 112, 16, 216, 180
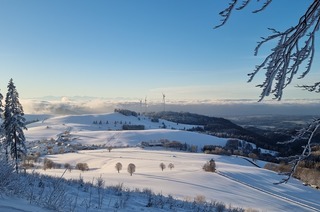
0, 90, 3, 152
2, 79, 27, 172
0, 91, 3, 114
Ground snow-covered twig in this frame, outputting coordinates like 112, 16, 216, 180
275, 118, 320, 184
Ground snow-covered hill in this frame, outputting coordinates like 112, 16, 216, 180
20, 112, 320, 211
37, 148, 320, 211
26, 112, 200, 131
25, 113, 228, 151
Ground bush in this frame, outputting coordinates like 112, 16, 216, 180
64, 163, 72, 172
203, 159, 216, 172
21, 162, 35, 169
264, 162, 278, 171
0, 158, 14, 188
54, 163, 62, 169
75, 163, 89, 171
248, 153, 258, 162
43, 158, 55, 170
194, 195, 206, 203
163, 140, 184, 150
264, 162, 320, 188
168, 163, 174, 170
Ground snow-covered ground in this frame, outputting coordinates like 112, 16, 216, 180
25, 113, 228, 153
0, 196, 50, 212
17, 112, 320, 211
36, 148, 320, 211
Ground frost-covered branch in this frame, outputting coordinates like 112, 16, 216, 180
215, 0, 272, 29
275, 118, 320, 184
216, 0, 320, 100
297, 82, 320, 92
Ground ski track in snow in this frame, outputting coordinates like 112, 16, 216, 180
217, 171, 320, 211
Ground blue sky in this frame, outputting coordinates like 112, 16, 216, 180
0, 0, 319, 102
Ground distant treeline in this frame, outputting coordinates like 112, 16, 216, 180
114, 109, 138, 117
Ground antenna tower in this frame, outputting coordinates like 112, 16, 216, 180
162, 93, 166, 112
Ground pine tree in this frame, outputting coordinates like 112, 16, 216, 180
0, 90, 3, 152
0, 91, 3, 114
2, 79, 27, 173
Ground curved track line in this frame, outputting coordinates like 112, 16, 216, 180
217, 171, 320, 211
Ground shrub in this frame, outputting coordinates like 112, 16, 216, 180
75, 163, 89, 171
22, 155, 37, 170
248, 153, 259, 162
163, 140, 184, 149
168, 163, 174, 170
278, 162, 291, 173
264, 162, 278, 171
21, 162, 34, 169
194, 195, 206, 203
0, 158, 14, 188
203, 159, 216, 172
43, 158, 55, 170
64, 163, 72, 172
54, 163, 62, 169
24, 155, 37, 164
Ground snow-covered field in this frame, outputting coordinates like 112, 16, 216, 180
37, 148, 320, 211
17, 113, 320, 211
25, 113, 228, 153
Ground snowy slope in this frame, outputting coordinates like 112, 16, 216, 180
0, 196, 50, 212
21, 112, 320, 211
25, 113, 227, 149
27, 113, 199, 131
36, 148, 320, 211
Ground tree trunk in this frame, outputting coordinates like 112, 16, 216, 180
5, 147, 8, 162
14, 130, 18, 173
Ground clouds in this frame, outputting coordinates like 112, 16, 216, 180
21, 97, 115, 115
20, 97, 320, 117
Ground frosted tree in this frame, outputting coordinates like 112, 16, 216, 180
216, 0, 320, 183
0, 91, 3, 115
159, 162, 166, 171
2, 79, 27, 173
127, 163, 136, 176
0, 91, 3, 154
168, 163, 174, 170
115, 162, 122, 173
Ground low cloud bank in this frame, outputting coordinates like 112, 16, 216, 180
21, 97, 320, 117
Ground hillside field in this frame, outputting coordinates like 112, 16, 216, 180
22, 113, 320, 211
